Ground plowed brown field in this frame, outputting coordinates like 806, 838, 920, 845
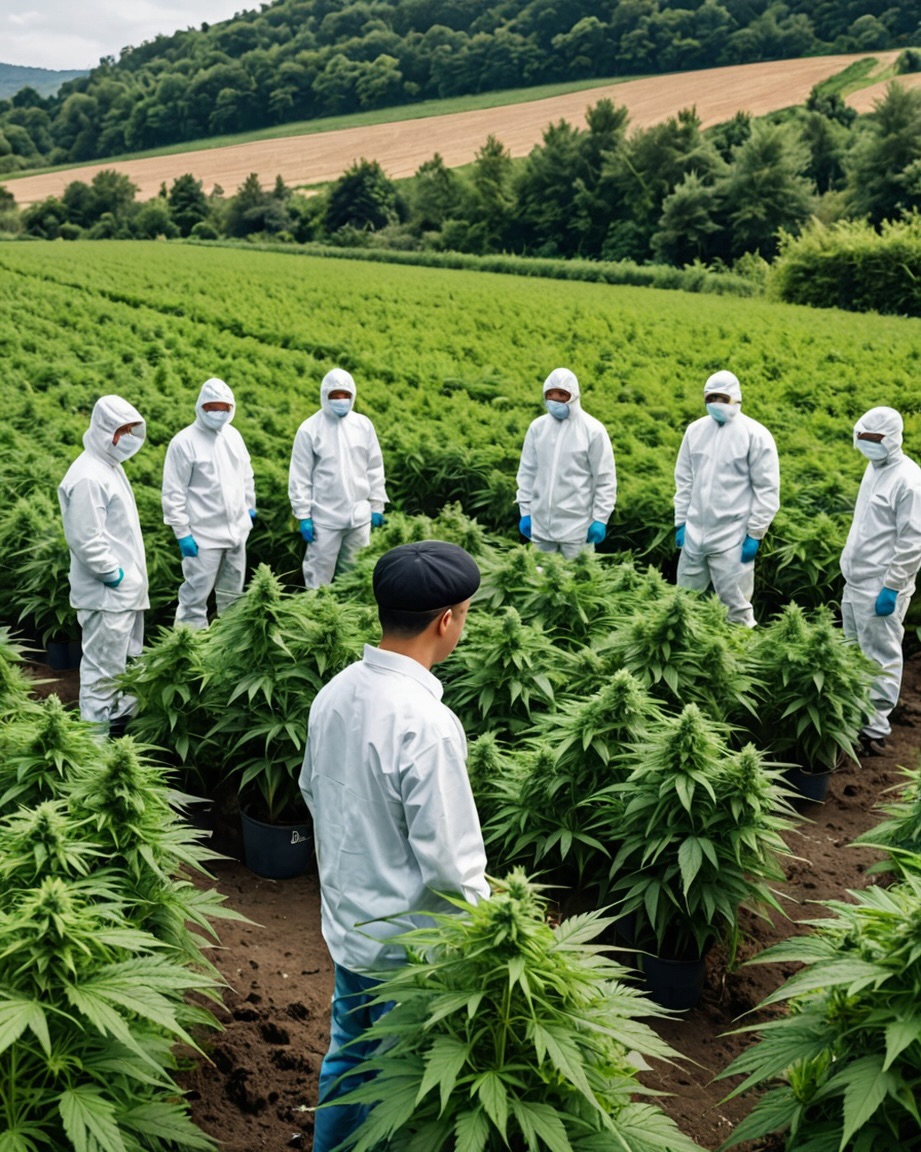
5, 52, 901, 206
846, 68, 921, 112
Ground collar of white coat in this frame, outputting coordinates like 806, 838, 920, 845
83, 395, 145, 464
543, 367, 582, 414
194, 377, 235, 430
362, 643, 444, 700
321, 368, 356, 418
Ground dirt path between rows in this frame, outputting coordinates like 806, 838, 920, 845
5, 52, 899, 206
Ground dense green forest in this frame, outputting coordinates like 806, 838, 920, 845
0, 0, 919, 171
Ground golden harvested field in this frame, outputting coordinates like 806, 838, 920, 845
5, 51, 901, 205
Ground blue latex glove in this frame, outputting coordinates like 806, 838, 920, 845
178, 535, 198, 559
586, 520, 606, 545
675, 524, 686, 549
249, 508, 257, 522
740, 535, 760, 564
299, 518, 314, 544
371, 512, 384, 529
102, 568, 124, 588
519, 515, 532, 540
876, 587, 898, 616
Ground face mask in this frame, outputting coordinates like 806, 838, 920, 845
546, 400, 570, 421
110, 433, 143, 462
857, 440, 888, 461
201, 409, 232, 430
706, 402, 738, 424
329, 398, 352, 418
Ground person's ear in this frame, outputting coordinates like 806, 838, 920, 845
436, 607, 453, 637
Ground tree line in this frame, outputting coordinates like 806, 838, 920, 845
1, 0, 920, 172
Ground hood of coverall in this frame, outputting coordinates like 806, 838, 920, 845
321, 368, 356, 417
854, 406, 904, 467
543, 367, 582, 414
703, 369, 742, 403
194, 377, 236, 432
82, 395, 146, 465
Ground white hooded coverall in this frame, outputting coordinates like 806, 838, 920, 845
516, 368, 617, 558
675, 371, 780, 627
162, 378, 255, 629
288, 369, 387, 589
58, 395, 149, 726
840, 407, 921, 739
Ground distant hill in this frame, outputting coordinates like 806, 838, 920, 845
0, 63, 86, 100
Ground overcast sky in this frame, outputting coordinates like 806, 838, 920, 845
3, 2, 248, 71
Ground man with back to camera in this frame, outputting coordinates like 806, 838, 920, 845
288, 367, 387, 589
58, 395, 148, 735
515, 367, 617, 557
161, 377, 256, 629
300, 540, 489, 1152
674, 369, 780, 627
840, 406, 921, 757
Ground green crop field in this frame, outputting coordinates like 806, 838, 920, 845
2, 239, 921, 637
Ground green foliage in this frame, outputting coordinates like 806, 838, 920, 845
609, 707, 796, 961
855, 764, 921, 872
718, 874, 921, 1151
749, 603, 874, 771
338, 871, 704, 1152
325, 158, 400, 234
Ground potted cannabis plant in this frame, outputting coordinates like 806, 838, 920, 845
609, 705, 797, 1009
717, 872, 921, 1150
331, 870, 705, 1152
749, 603, 874, 801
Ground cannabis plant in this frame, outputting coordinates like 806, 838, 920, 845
718, 874, 921, 1151
602, 590, 757, 722
854, 764, 921, 874
203, 566, 369, 822
0, 628, 41, 720
749, 603, 874, 772
442, 607, 566, 737
119, 625, 218, 794
487, 671, 662, 889
337, 871, 705, 1152
0, 491, 76, 642
609, 706, 797, 962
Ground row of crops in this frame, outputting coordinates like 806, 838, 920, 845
2, 241, 921, 644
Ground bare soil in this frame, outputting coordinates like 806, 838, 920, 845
28, 651, 919, 1150
6, 52, 899, 206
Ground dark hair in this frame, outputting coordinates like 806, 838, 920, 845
378, 605, 447, 638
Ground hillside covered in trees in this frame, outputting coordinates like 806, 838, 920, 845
0, 0, 919, 173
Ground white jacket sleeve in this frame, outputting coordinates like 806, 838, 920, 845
367, 423, 387, 514
288, 427, 315, 520
515, 427, 538, 516
674, 430, 693, 526
589, 427, 617, 523
402, 737, 490, 905
746, 428, 781, 540
885, 479, 921, 591
161, 440, 194, 539
243, 444, 256, 511
62, 476, 120, 579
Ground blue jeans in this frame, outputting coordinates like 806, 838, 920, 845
313, 964, 390, 1152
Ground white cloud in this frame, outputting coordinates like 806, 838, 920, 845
2, 1, 245, 71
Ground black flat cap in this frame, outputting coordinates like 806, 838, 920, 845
373, 541, 481, 611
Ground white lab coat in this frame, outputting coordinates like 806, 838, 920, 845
300, 644, 489, 973
161, 379, 255, 550
840, 415, 921, 738
58, 396, 149, 613
516, 373, 617, 546
58, 395, 148, 724
674, 411, 780, 555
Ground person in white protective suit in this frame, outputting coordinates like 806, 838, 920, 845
162, 378, 256, 629
840, 407, 921, 756
515, 368, 617, 558
674, 369, 780, 627
58, 396, 149, 733
288, 368, 387, 589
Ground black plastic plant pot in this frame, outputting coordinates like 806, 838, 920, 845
240, 807, 313, 880
640, 951, 707, 1011
784, 766, 830, 803
44, 638, 82, 670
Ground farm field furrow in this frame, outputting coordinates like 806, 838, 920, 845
3, 52, 900, 205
